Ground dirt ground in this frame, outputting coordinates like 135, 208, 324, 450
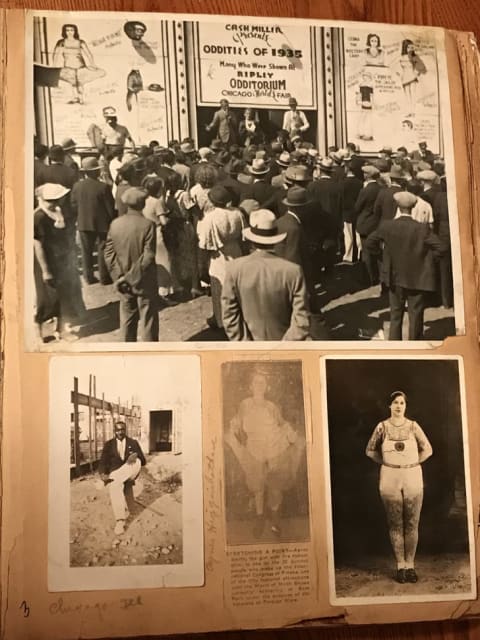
335, 554, 472, 598
70, 453, 183, 567
39, 261, 455, 343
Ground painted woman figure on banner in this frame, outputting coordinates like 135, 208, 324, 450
225, 372, 305, 539
396, 39, 427, 118
53, 24, 106, 105
356, 71, 375, 141
363, 33, 385, 67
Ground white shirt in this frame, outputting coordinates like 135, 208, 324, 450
116, 437, 126, 460
282, 109, 309, 135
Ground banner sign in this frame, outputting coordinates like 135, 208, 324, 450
343, 27, 440, 153
41, 16, 169, 146
195, 21, 315, 108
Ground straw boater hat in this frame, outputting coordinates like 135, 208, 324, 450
416, 169, 438, 183
244, 209, 287, 245
276, 151, 291, 168
393, 191, 417, 209
198, 147, 213, 160
81, 157, 102, 172
102, 106, 117, 117
317, 157, 335, 172
248, 158, 270, 175
36, 183, 70, 201
416, 160, 432, 172
61, 137, 76, 151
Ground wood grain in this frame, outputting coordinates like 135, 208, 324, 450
1, 0, 479, 638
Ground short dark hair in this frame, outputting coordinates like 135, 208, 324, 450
48, 145, 65, 163
115, 421, 126, 430
157, 149, 175, 166
34, 142, 48, 160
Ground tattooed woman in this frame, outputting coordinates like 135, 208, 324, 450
366, 391, 433, 584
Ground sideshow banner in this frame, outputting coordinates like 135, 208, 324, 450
35, 15, 169, 146
194, 21, 316, 107
343, 27, 440, 153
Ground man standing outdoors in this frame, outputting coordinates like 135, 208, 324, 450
104, 187, 159, 342
365, 191, 445, 340
205, 99, 237, 145
71, 156, 116, 285
98, 421, 146, 535
222, 209, 310, 341
282, 97, 310, 140
88, 106, 135, 155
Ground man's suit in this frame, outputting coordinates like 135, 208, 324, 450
208, 109, 237, 144
71, 176, 116, 284
98, 436, 146, 523
355, 180, 382, 284
104, 210, 159, 342
98, 436, 147, 475
221, 249, 310, 341
373, 184, 402, 222
365, 215, 444, 339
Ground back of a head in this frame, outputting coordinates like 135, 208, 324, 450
49, 145, 65, 164
35, 142, 48, 160
158, 148, 175, 166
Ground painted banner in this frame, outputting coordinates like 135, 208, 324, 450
343, 27, 440, 154
195, 21, 315, 108
40, 16, 168, 146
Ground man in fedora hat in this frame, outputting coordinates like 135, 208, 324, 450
275, 186, 312, 275
373, 164, 407, 223
71, 156, 116, 284
241, 159, 281, 215
206, 99, 237, 145
219, 158, 246, 206
104, 186, 158, 342
60, 137, 80, 177
271, 152, 291, 189
416, 169, 441, 208
222, 209, 310, 341
282, 97, 310, 139
365, 191, 445, 340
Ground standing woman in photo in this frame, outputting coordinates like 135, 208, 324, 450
365, 391, 433, 584
53, 24, 105, 104
397, 39, 427, 117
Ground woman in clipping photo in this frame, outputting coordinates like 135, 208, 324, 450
53, 23, 105, 104
397, 38, 427, 117
225, 372, 305, 538
366, 391, 433, 584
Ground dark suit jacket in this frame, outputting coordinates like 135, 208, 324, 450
355, 181, 382, 236
308, 178, 341, 223
339, 175, 363, 223
222, 249, 310, 341
365, 215, 444, 291
104, 210, 157, 295
71, 176, 115, 232
432, 191, 450, 246
219, 175, 246, 207
373, 184, 402, 222
98, 436, 146, 475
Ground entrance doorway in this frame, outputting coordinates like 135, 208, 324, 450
149, 410, 173, 452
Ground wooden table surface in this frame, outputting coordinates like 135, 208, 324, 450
2, 0, 479, 638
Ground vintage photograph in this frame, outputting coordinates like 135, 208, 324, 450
222, 360, 310, 545
321, 356, 475, 604
48, 355, 203, 590
27, 13, 463, 348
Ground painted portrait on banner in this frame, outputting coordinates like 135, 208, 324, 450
36, 16, 168, 146
343, 28, 440, 153
195, 22, 315, 108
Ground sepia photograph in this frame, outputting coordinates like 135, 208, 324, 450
321, 356, 475, 604
26, 12, 463, 349
48, 354, 203, 590
222, 360, 310, 545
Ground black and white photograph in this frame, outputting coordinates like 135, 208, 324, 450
48, 355, 203, 590
321, 356, 475, 604
27, 12, 463, 348
222, 360, 310, 545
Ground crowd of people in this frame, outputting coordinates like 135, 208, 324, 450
33, 99, 453, 342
